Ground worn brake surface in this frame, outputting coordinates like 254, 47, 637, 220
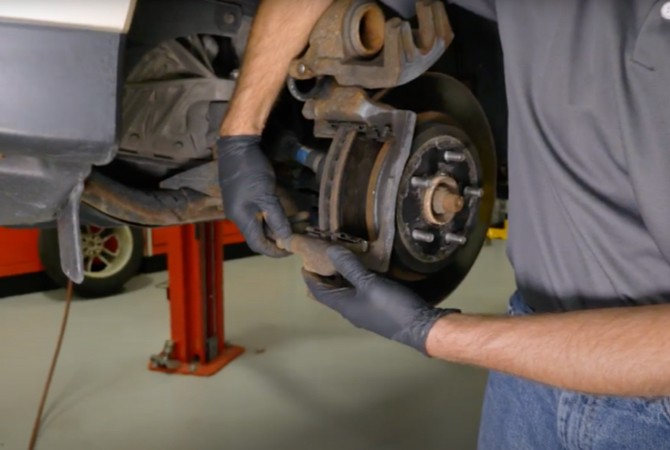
277, 227, 368, 277
304, 227, 369, 253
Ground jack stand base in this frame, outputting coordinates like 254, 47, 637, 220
149, 345, 245, 377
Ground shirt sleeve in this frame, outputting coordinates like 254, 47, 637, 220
380, 0, 497, 21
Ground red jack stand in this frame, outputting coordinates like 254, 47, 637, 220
149, 221, 244, 376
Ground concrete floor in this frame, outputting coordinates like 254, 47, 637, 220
0, 241, 514, 450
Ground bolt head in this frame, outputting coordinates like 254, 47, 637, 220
223, 13, 236, 25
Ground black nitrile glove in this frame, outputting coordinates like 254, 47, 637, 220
303, 246, 460, 354
217, 136, 292, 258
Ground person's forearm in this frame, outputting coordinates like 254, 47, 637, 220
426, 305, 670, 397
220, 0, 333, 136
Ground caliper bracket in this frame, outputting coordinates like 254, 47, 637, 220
288, 0, 453, 89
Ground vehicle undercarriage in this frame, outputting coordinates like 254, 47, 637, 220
3, 0, 505, 302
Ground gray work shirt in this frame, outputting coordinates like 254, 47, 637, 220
384, 0, 670, 311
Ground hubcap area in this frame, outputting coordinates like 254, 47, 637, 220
418, 173, 464, 227
393, 121, 483, 277
81, 226, 134, 279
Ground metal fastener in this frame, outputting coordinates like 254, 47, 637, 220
444, 151, 466, 163
411, 177, 432, 189
412, 230, 435, 244
223, 13, 236, 25
464, 187, 484, 199
444, 233, 467, 245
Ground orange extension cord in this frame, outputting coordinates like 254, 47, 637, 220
28, 280, 74, 450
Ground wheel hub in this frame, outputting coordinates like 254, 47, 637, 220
395, 129, 482, 274
416, 174, 463, 226
79, 226, 133, 279
83, 234, 105, 257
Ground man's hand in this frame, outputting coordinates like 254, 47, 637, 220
217, 135, 292, 258
304, 246, 459, 353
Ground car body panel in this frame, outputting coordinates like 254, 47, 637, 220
0, 0, 135, 32
0, 20, 122, 226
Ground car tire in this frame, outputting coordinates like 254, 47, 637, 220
39, 226, 144, 298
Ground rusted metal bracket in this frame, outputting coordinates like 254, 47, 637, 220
288, 0, 453, 89
302, 84, 401, 138
82, 171, 224, 226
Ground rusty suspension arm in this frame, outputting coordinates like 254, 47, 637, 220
81, 172, 225, 227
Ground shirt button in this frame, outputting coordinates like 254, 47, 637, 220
662, 2, 670, 20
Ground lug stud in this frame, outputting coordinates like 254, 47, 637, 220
411, 177, 432, 189
444, 151, 466, 163
444, 233, 467, 246
464, 187, 484, 198
412, 230, 435, 244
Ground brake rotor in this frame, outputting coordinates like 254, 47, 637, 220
321, 73, 496, 304
319, 130, 386, 241
377, 73, 497, 304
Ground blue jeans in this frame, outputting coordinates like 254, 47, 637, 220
478, 292, 670, 450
